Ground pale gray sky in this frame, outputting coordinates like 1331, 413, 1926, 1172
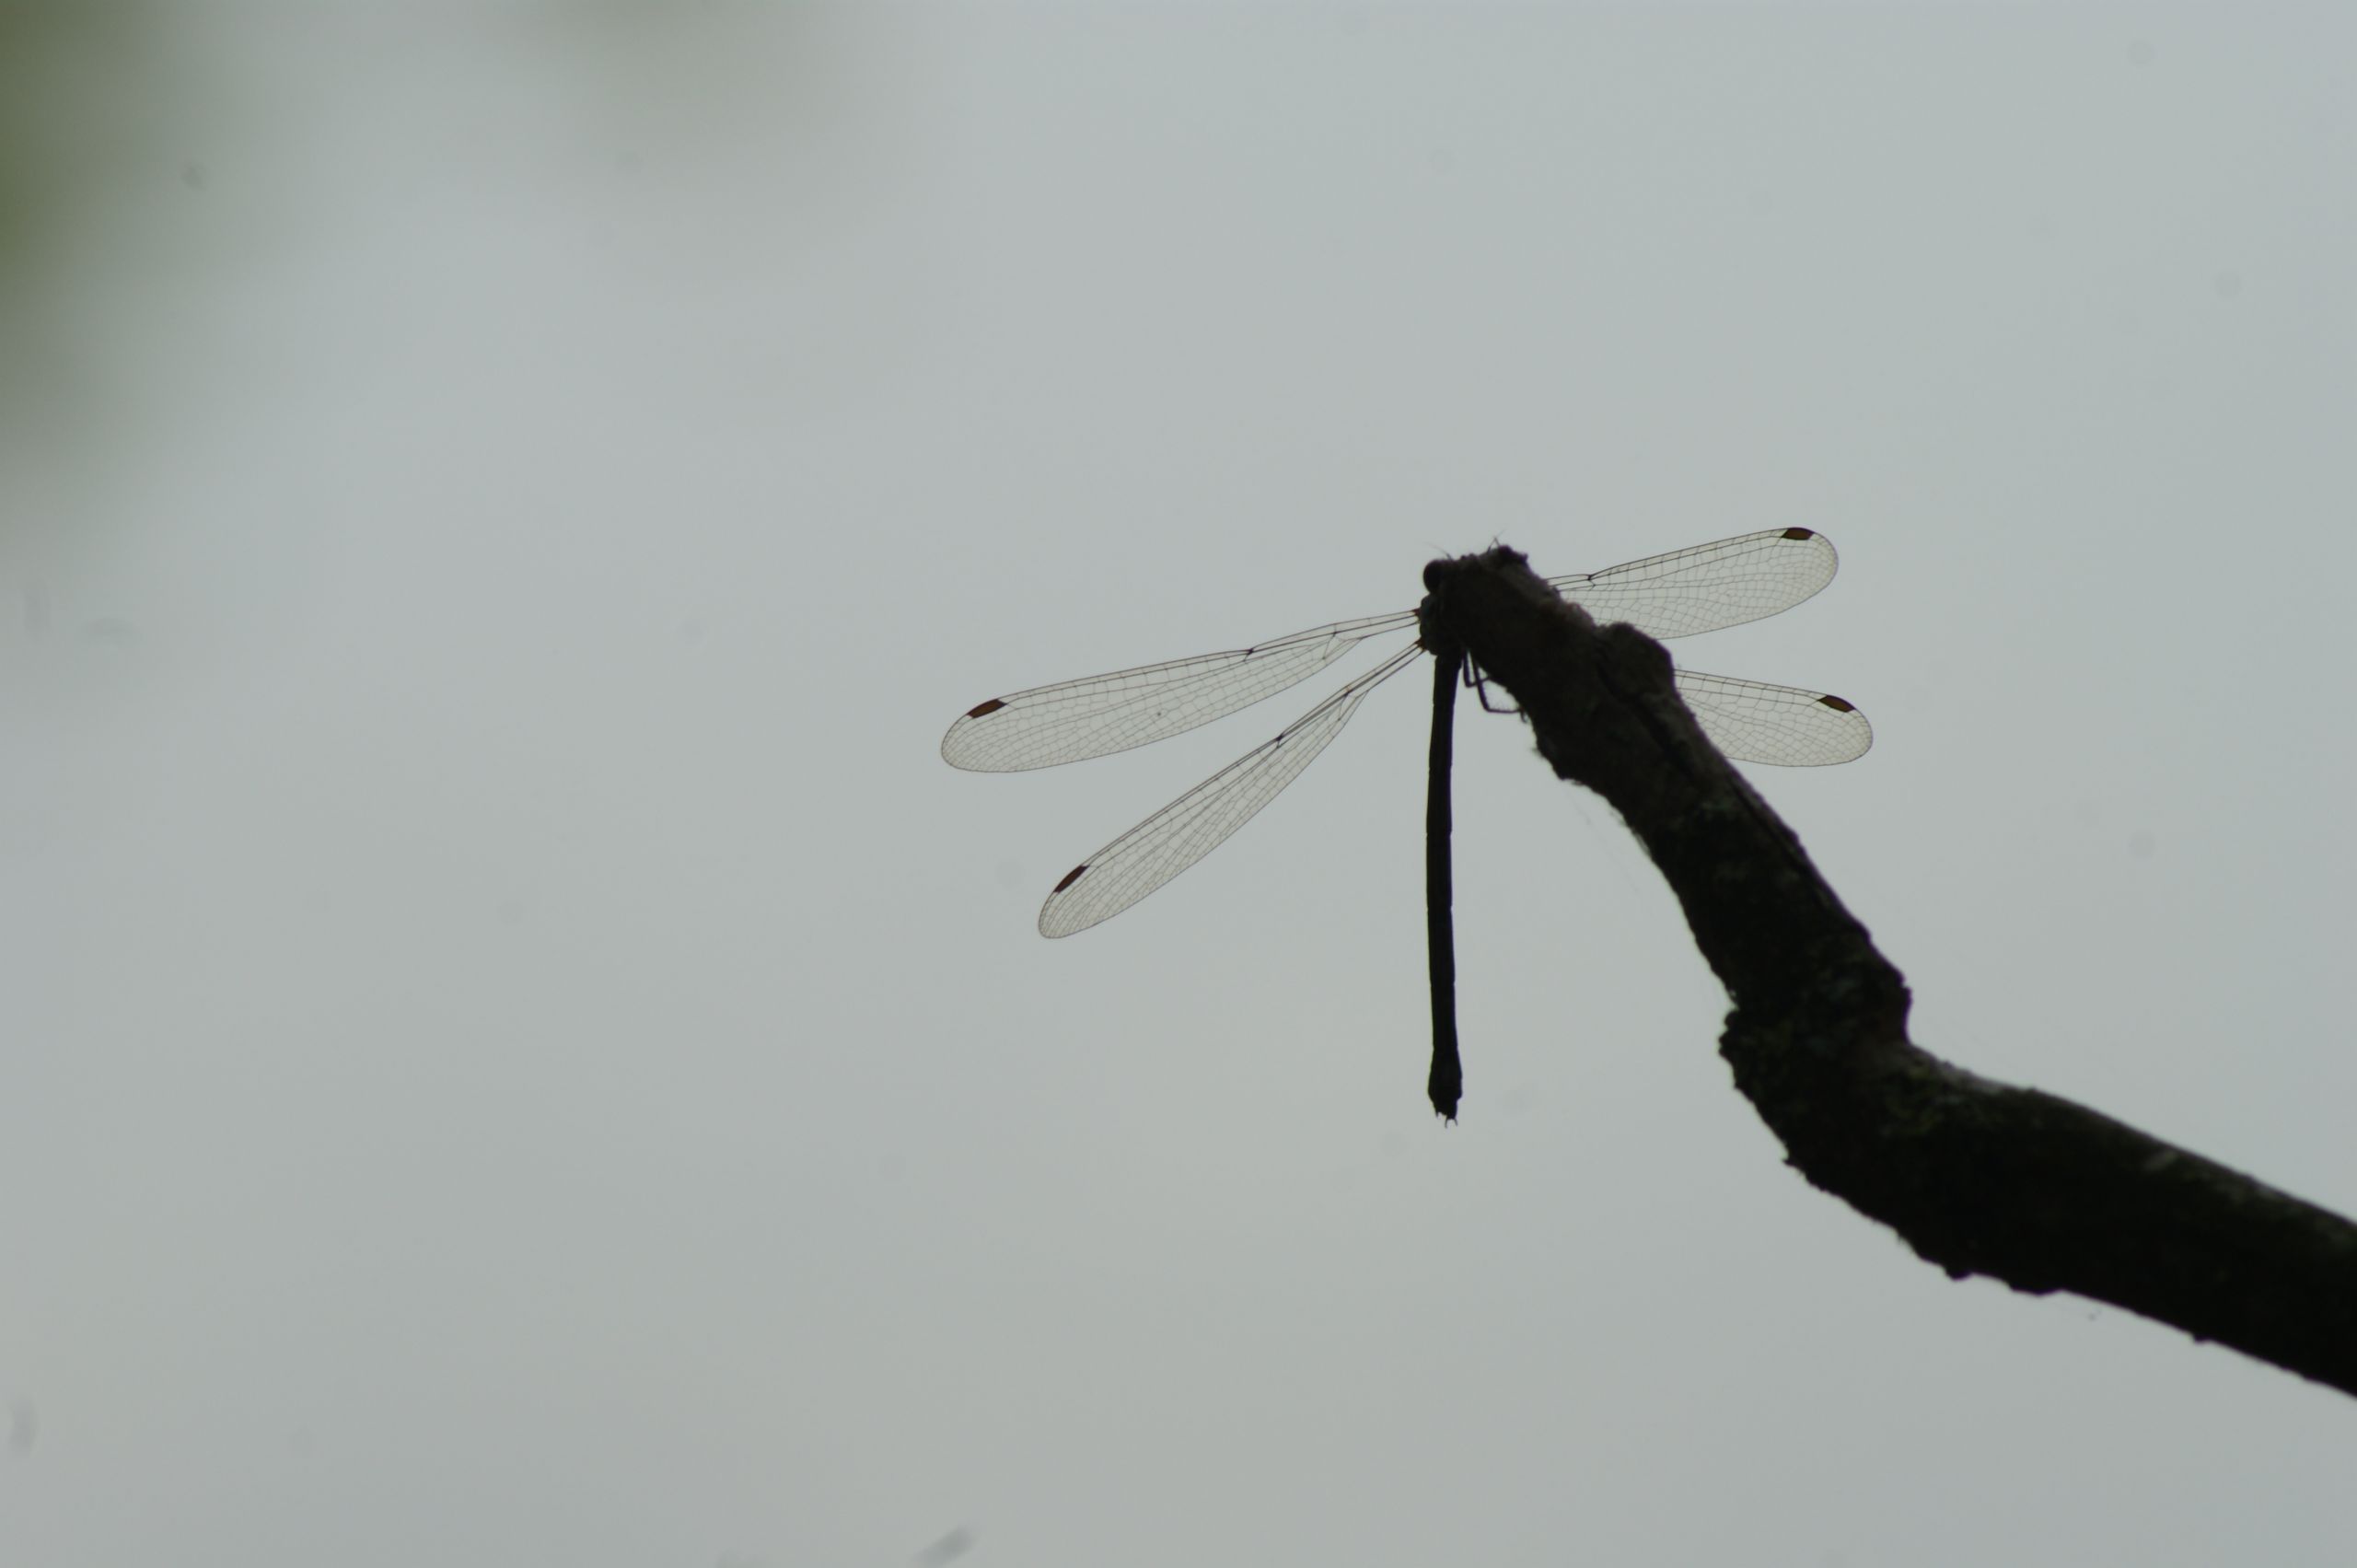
6, 5, 2354, 1564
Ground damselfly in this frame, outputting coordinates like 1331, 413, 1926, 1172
944, 528, 1869, 1115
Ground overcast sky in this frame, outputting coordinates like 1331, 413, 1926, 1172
7, 4, 2354, 1564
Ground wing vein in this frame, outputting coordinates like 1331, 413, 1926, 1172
1674, 668, 1874, 766
942, 610, 1418, 772
1039, 644, 1427, 936
1550, 527, 1839, 640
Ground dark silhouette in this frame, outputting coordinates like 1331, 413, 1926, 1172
1418, 544, 2357, 1400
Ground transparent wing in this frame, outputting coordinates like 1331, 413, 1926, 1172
1039, 644, 1425, 937
1550, 528, 1839, 640
1673, 668, 1873, 766
942, 610, 1418, 773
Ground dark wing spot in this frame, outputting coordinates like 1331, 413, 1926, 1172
1816, 693, 1855, 712
965, 698, 1007, 718
1782, 526, 1817, 540
1052, 865, 1089, 893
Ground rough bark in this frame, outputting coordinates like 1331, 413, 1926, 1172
1418, 544, 2357, 1400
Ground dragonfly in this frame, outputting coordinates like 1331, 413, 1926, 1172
942, 527, 1871, 1118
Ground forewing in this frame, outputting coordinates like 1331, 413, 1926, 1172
1673, 668, 1873, 766
1550, 528, 1840, 640
942, 610, 1416, 772
1038, 645, 1424, 936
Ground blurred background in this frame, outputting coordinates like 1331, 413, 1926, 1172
6, 5, 2352, 1564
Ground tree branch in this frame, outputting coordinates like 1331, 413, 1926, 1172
1419, 545, 2357, 1400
